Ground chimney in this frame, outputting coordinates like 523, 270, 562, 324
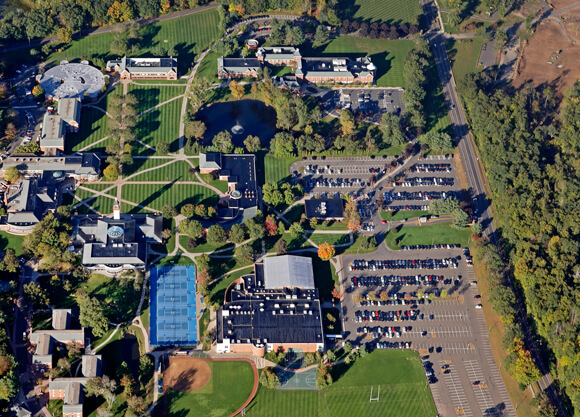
113, 199, 121, 220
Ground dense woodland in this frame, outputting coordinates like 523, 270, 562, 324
458, 73, 580, 414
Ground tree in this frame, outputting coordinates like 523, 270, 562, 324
495, 29, 508, 44
78, 294, 109, 337
379, 112, 406, 146
212, 131, 234, 154
4, 123, 17, 140
57, 27, 72, 44
313, 25, 329, 46
32, 85, 45, 98
235, 244, 254, 264
161, 229, 172, 241
107, 1, 133, 23
264, 215, 278, 236
181, 204, 195, 218
275, 238, 288, 255
245, 217, 265, 240
229, 224, 246, 244
344, 199, 361, 232
440, 289, 448, 299
326, 349, 336, 362
289, 222, 303, 239
196, 253, 210, 271
270, 131, 295, 158
419, 131, 453, 150
3, 167, 19, 183
127, 396, 147, 415
15, 142, 41, 154
23, 282, 49, 308
162, 204, 178, 219
156, 141, 169, 155
318, 243, 336, 261
0, 249, 19, 273
103, 165, 119, 181
229, 80, 245, 99
507, 338, 541, 385
206, 225, 226, 246
315, 365, 333, 389
339, 109, 356, 136
244, 135, 261, 152
185, 120, 206, 140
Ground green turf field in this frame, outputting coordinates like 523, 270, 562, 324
346, 0, 423, 25
321, 38, 415, 88
126, 160, 192, 182
446, 38, 485, 82
263, 154, 300, 185
385, 222, 473, 249
246, 350, 436, 417
307, 233, 351, 246
127, 84, 186, 113
67, 108, 108, 153
166, 360, 255, 417
380, 210, 431, 221
0, 231, 25, 257
179, 236, 234, 254
196, 50, 221, 81
135, 99, 182, 154
122, 183, 218, 212
122, 157, 174, 177
49, 9, 221, 74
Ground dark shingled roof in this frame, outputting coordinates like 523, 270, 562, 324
304, 197, 345, 219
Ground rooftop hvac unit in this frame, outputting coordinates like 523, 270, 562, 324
279, 310, 284, 314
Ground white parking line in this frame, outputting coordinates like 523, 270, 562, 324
464, 360, 496, 415
432, 312, 468, 321
441, 362, 473, 417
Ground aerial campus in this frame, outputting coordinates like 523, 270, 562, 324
0, 0, 578, 417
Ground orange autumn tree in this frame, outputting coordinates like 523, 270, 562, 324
318, 242, 335, 261
344, 199, 361, 232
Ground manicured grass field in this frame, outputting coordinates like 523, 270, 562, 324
380, 210, 431, 221
196, 50, 220, 81
179, 236, 234, 254
247, 350, 436, 417
74, 188, 115, 214
320, 38, 415, 88
67, 108, 108, 153
346, 0, 423, 25
263, 154, 300, 185
122, 183, 218, 212
0, 231, 25, 257
446, 38, 485, 82
122, 157, 173, 177
135, 99, 182, 154
127, 84, 186, 113
385, 222, 473, 250
340, 234, 379, 255
307, 233, 351, 246
127, 160, 192, 182
50, 9, 221, 74
200, 174, 228, 193
166, 360, 255, 417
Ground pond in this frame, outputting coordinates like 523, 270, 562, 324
198, 99, 277, 148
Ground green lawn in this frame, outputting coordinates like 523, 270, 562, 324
122, 157, 174, 178
167, 360, 255, 417
307, 233, 350, 246
263, 154, 300, 185
50, 9, 221, 75
247, 350, 436, 417
127, 84, 186, 113
122, 183, 218, 212
319, 38, 415, 88
380, 210, 431, 221
340, 234, 379, 255
66, 108, 109, 153
74, 188, 115, 214
135, 99, 182, 154
0, 231, 25, 257
200, 174, 229, 193
196, 50, 221, 81
344, 0, 423, 25
39, 274, 140, 323
179, 236, 234, 254
446, 38, 486, 82
208, 266, 254, 305
127, 160, 192, 182
385, 222, 473, 250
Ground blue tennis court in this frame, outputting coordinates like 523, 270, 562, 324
149, 266, 198, 348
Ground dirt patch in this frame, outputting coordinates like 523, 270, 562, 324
549, 0, 580, 12
513, 20, 580, 97
164, 357, 212, 392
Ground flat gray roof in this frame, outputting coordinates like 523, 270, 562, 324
39, 63, 105, 99
263, 255, 315, 289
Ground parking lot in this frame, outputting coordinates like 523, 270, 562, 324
319, 87, 405, 122
339, 245, 515, 417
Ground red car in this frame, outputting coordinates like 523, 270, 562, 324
472, 381, 480, 386
380, 220, 387, 224
474, 295, 481, 299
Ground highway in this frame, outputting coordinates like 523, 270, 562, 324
422, 0, 569, 415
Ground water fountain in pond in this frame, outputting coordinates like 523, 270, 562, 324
231, 121, 245, 135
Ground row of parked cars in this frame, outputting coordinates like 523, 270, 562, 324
383, 191, 456, 202
349, 258, 459, 271
409, 163, 452, 173
351, 274, 448, 288
384, 204, 431, 211
355, 309, 429, 322
366, 341, 412, 350
23, 111, 35, 142
394, 177, 454, 187
305, 177, 370, 190
401, 244, 461, 251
